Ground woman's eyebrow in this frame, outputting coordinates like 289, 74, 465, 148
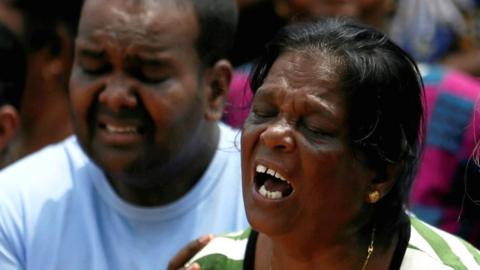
303, 94, 339, 119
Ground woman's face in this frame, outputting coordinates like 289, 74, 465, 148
241, 51, 375, 237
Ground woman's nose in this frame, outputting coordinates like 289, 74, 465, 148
98, 74, 137, 111
260, 120, 295, 152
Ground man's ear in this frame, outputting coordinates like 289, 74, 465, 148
365, 164, 400, 204
0, 104, 20, 151
204, 59, 233, 121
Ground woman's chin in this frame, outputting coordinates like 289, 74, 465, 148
244, 194, 296, 236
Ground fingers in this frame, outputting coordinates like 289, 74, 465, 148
175, 262, 201, 270
167, 234, 213, 270
184, 262, 201, 270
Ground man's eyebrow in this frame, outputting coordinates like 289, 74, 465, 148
77, 49, 106, 58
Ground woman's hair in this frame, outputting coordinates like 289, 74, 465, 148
250, 17, 425, 231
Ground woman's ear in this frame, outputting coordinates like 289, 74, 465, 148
365, 164, 400, 203
204, 59, 233, 121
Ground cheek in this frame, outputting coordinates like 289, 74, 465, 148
69, 83, 92, 117
240, 124, 258, 158
240, 124, 260, 176
68, 74, 103, 131
302, 151, 364, 198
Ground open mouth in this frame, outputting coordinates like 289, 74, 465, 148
98, 123, 146, 135
255, 164, 293, 200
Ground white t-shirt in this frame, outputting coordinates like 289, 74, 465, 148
0, 123, 248, 270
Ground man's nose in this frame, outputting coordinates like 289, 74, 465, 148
98, 74, 138, 111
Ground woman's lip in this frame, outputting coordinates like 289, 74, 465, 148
251, 176, 294, 203
253, 160, 295, 187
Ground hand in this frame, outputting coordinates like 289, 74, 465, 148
167, 234, 213, 270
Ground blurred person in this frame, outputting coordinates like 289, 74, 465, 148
390, 0, 480, 77
0, 0, 83, 166
0, 22, 26, 168
409, 63, 480, 247
0, 0, 248, 269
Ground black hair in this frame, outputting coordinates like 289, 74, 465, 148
0, 22, 26, 110
9, 0, 84, 53
189, 0, 238, 66
250, 17, 425, 231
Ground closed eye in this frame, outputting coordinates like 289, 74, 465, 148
76, 49, 111, 75
250, 102, 278, 123
299, 117, 336, 140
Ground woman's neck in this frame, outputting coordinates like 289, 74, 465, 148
255, 228, 398, 270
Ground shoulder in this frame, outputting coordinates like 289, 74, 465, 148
0, 136, 87, 187
215, 122, 241, 167
0, 136, 91, 216
218, 122, 241, 149
402, 216, 480, 270
188, 228, 251, 270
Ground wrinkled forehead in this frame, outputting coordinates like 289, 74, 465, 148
78, 0, 197, 46
282, 48, 343, 83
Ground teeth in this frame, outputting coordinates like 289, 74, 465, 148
105, 124, 138, 134
256, 164, 289, 183
256, 165, 267, 173
275, 172, 287, 181
266, 168, 276, 176
259, 185, 283, 199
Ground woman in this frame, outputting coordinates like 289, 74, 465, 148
186, 18, 480, 269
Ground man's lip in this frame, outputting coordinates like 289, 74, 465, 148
98, 122, 145, 134
95, 115, 147, 145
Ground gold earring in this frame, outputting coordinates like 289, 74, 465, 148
368, 190, 381, 203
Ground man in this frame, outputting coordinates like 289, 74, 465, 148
0, 0, 82, 166
0, 0, 247, 269
0, 22, 26, 167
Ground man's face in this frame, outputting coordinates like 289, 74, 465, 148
70, 0, 212, 182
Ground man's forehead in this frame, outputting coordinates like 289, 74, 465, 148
80, 0, 194, 29
78, 0, 198, 46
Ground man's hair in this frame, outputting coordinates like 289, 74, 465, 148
250, 17, 425, 232
189, 0, 238, 66
0, 22, 26, 110
9, 0, 84, 52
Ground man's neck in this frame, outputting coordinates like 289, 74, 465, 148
106, 123, 220, 206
